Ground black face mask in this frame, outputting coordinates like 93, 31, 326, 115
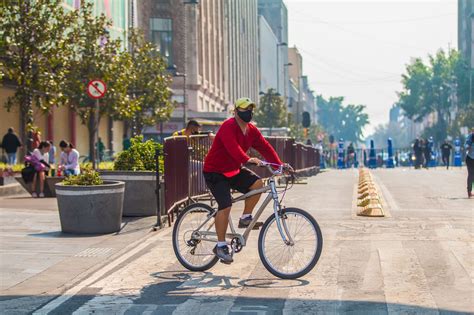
237, 109, 253, 123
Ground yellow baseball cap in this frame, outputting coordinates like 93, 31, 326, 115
234, 97, 256, 110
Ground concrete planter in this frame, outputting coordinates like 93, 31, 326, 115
55, 180, 125, 234
99, 171, 157, 217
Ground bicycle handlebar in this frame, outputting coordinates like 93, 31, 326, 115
258, 161, 295, 177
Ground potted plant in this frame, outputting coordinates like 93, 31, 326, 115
55, 168, 125, 234
99, 136, 162, 216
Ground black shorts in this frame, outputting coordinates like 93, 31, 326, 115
203, 168, 260, 210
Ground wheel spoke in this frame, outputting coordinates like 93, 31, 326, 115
174, 206, 217, 269
260, 210, 320, 277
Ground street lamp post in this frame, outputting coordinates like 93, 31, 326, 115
276, 42, 287, 95
182, 0, 199, 127
283, 62, 292, 106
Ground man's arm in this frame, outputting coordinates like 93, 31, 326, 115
251, 130, 282, 165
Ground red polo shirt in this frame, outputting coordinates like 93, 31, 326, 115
203, 118, 282, 176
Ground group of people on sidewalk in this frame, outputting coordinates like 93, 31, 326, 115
412, 137, 436, 169
1, 127, 80, 198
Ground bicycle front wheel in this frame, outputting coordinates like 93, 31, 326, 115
258, 208, 323, 279
172, 203, 219, 271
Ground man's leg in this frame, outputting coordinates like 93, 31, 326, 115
242, 179, 264, 216
215, 207, 231, 242
467, 157, 474, 195
7, 153, 14, 165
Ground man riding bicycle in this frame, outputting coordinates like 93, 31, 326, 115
203, 97, 286, 264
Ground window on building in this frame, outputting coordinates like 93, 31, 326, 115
150, 18, 173, 66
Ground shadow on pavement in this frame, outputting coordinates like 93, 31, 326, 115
0, 269, 471, 315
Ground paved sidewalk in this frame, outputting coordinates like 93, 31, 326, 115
0, 193, 159, 313
1, 168, 473, 314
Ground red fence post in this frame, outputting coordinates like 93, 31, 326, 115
164, 137, 190, 224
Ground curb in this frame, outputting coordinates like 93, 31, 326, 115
0, 183, 28, 197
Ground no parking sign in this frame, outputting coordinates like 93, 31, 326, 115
86, 79, 107, 99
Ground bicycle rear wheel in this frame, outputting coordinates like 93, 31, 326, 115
172, 203, 219, 271
258, 207, 323, 279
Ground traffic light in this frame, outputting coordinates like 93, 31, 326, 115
302, 111, 311, 128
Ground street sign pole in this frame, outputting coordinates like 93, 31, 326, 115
86, 79, 107, 170
94, 98, 99, 170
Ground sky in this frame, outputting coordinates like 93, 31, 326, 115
285, 0, 458, 135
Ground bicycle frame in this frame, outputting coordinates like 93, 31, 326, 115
191, 175, 295, 249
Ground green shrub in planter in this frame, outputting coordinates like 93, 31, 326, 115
62, 168, 104, 186
114, 135, 163, 173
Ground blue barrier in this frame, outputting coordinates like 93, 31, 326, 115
337, 139, 345, 169
454, 138, 462, 167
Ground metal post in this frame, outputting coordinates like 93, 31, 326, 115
276, 45, 279, 93
93, 98, 99, 169
154, 148, 162, 229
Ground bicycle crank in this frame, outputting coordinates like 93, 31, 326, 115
231, 237, 243, 253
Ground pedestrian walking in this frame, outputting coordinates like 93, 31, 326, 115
347, 142, 355, 168
423, 138, 431, 169
30, 141, 51, 198
58, 140, 80, 176
413, 139, 423, 169
465, 128, 474, 198
1, 127, 22, 165
440, 140, 453, 170
96, 137, 105, 162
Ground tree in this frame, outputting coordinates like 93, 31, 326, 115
317, 95, 369, 143
0, 0, 79, 154
398, 49, 471, 142
126, 29, 173, 135
62, 2, 134, 165
254, 89, 288, 130
369, 122, 411, 149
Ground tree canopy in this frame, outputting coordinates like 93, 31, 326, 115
254, 88, 288, 129
397, 49, 472, 142
0, 0, 80, 152
316, 95, 369, 143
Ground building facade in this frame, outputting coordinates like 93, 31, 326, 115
136, 0, 259, 134
258, 0, 289, 100
458, 0, 474, 68
224, 0, 259, 107
258, 15, 278, 93
287, 47, 317, 125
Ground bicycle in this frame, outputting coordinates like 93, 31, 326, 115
172, 162, 323, 279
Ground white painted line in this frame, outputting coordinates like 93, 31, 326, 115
55, 188, 124, 196
33, 235, 158, 314
100, 175, 155, 181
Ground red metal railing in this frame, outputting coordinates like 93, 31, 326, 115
163, 135, 320, 224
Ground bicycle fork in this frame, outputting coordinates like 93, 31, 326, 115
270, 179, 295, 246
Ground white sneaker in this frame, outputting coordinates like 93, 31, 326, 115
39, 193, 45, 198
31, 192, 38, 198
